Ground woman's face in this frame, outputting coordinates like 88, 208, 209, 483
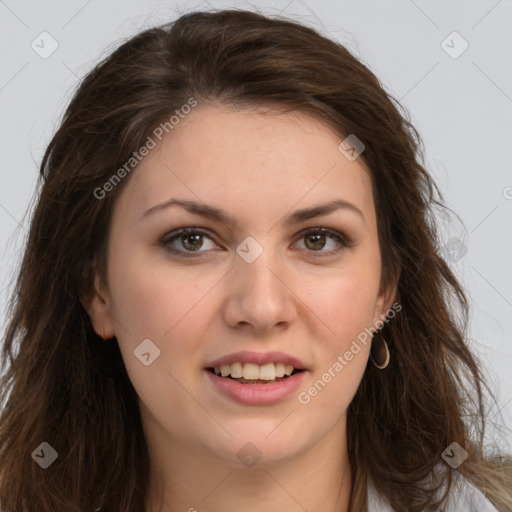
87, 104, 396, 468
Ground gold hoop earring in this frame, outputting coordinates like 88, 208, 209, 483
370, 331, 390, 369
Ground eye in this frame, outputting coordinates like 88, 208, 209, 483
293, 227, 351, 257
160, 228, 219, 255
160, 227, 351, 257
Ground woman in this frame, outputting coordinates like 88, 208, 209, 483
0, 8, 510, 512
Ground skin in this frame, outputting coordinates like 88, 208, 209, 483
84, 104, 398, 512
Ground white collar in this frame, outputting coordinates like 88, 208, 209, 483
366, 469, 499, 512
367, 475, 394, 512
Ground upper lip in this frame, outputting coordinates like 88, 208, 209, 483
206, 351, 307, 370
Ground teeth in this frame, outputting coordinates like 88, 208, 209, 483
243, 363, 261, 380
275, 362, 286, 377
230, 362, 243, 378
212, 362, 297, 380
258, 363, 275, 380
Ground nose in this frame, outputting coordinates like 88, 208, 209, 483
221, 244, 296, 334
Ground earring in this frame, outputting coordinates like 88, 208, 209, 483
370, 331, 390, 369
101, 327, 107, 341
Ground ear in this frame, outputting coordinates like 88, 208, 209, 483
80, 272, 116, 340
373, 266, 401, 326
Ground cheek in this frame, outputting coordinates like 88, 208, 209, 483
303, 261, 381, 351
106, 255, 210, 413
108, 248, 211, 338
106, 251, 222, 388
298, 271, 376, 415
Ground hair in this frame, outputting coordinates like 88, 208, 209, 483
0, 7, 511, 512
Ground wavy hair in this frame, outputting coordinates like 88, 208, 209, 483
1, 8, 511, 512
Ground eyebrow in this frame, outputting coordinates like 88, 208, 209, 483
141, 198, 365, 226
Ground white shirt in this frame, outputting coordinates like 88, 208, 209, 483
368, 471, 499, 511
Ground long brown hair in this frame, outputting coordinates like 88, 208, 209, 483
1, 8, 510, 512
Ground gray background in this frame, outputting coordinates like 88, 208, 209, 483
1, 0, 511, 449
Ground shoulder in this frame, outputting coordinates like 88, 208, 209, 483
367, 469, 499, 512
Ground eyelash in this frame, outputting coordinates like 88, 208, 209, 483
160, 227, 352, 258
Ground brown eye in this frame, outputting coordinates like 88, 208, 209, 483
181, 233, 204, 251
161, 228, 218, 256
304, 233, 328, 251
294, 228, 350, 256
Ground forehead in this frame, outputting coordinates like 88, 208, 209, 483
113, 104, 375, 229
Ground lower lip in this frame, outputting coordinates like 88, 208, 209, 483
204, 369, 307, 405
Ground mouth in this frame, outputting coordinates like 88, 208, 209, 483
204, 362, 307, 405
206, 363, 305, 385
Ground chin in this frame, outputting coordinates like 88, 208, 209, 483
200, 424, 307, 468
